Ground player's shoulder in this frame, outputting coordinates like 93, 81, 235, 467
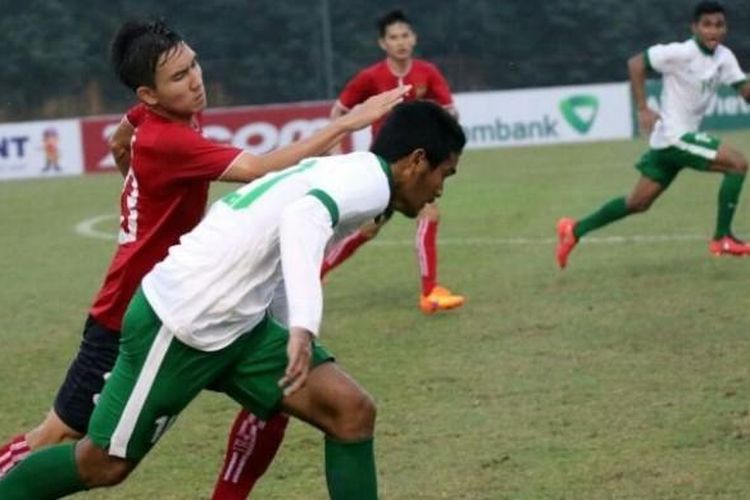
412, 58, 438, 69
715, 43, 738, 61
650, 38, 692, 53
138, 115, 201, 146
358, 60, 388, 78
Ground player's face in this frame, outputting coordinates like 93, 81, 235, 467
139, 43, 206, 121
395, 150, 458, 218
379, 22, 416, 62
692, 12, 727, 51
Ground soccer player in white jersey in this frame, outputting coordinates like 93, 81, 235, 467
556, 0, 750, 268
0, 100, 466, 500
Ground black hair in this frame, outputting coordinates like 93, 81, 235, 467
371, 101, 466, 168
377, 9, 412, 37
110, 19, 183, 92
693, 1, 725, 22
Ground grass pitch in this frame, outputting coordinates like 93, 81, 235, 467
1, 131, 750, 498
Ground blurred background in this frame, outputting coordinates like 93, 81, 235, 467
2, 0, 749, 122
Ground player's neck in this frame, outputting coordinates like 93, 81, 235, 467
692, 35, 717, 55
149, 106, 195, 125
386, 57, 412, 77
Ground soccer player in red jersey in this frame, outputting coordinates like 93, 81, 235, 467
0, 19, 407, 498
322, 9, 465, 314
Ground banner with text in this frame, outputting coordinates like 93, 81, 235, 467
0, 119, 83, 180
455, 83, 632, 149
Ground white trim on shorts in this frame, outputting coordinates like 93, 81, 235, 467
674, 138, 718, 161
109, 326, 174, 458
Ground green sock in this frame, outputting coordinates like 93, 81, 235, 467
714, 173, 745, 239
0, 442, 86, 499
574, 196, 630, 239
325, 437, 377, 500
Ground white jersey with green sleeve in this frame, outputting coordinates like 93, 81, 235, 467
141, 151, 393, 352
646, 38, 747, 149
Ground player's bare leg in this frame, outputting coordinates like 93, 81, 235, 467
0, 410, 80, 478
708, 144, 750, 256
282, 362, 377, 500
417, 202, 464, 313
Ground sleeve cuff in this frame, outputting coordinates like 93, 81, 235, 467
307, 189, 339, 227
644, 49, 653, 72
731, 78, 748, 91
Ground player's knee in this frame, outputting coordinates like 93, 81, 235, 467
627, 198, 652, 214
329, 389, 376, 440
721, 149, 748, 174
734, 154, 748, 174
75, 438, 135, 488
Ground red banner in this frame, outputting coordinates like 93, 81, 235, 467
81, 100, 355, 174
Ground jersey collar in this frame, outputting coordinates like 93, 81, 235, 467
376, 154, 394, 191
385, 58, 413, 78
375, 154, 395, 221
693, 36, 716, 56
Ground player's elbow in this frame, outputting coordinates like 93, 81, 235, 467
109, 138, 127, 159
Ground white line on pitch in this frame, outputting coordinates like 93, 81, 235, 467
73, 214, 710, 246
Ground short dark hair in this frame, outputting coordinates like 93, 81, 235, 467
110, 19, 183, 92
371, 101, 466, 168
693, 1, 725, 22
377, 9, 412, 37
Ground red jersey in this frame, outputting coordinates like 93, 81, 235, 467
337, 58, 454, 136
89, 106, 243, 331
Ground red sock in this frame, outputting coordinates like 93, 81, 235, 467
0, 434, 31, 478
211, 411, 289, 500
320, 230, 369, 278
416, 218, 438, 296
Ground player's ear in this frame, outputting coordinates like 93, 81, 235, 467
377, 36, 387, 52
407, 149, 429, 176
136, 86, 159, 107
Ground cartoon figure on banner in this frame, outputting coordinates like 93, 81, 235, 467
41, 128, 61, 173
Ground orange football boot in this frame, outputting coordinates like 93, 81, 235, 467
420, 285, 465, 314
709, 235, 750, 256
556, 217, 578, 269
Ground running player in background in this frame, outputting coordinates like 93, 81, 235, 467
322, 9, 465, 314
557, 0, 750, 269
0, 18, 407, 499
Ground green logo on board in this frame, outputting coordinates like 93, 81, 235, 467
559, 95, 599, 134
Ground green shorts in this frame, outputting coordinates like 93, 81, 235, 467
635, 132, 721, 187
88, 288, 333, 461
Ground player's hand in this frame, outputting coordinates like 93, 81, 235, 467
338, 85, 412, 131
637, 108, 659, 136
279, 327, 314, 396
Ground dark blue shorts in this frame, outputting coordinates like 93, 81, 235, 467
53, 316, 120, 434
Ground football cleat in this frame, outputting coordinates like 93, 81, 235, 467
709, 235, 750, 256
420, 285, 465, 314
556, 217, 578, 269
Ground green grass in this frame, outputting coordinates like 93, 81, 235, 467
2, 131, 750, 498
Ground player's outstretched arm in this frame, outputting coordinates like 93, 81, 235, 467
628, 52, 659, 135
221, 86, 410, 182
